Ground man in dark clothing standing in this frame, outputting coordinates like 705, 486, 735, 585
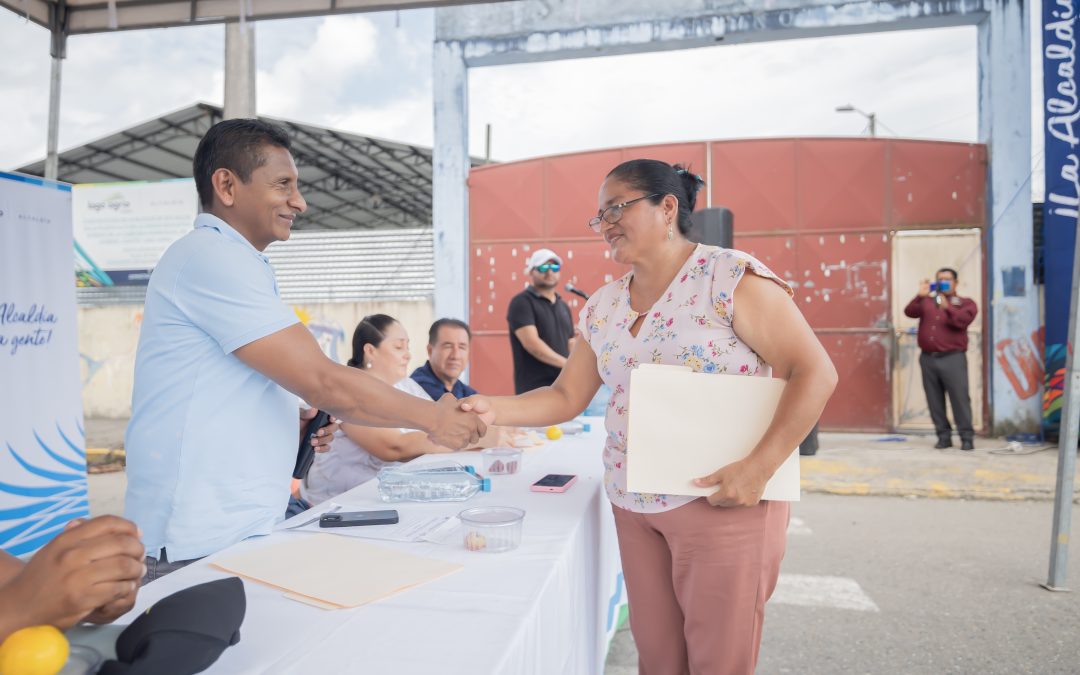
506, 248, 575, 394
903, 267, 979, 450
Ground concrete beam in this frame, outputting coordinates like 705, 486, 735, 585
432, 40, 470, 323
978, 2, 1039, 434
0, 0, 500, 36
224, 22, 257, 119
437, 0, 989, 67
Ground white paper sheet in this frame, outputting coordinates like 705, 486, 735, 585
625, 364, 800, 501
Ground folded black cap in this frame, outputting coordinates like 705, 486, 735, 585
98, 577, 246, 675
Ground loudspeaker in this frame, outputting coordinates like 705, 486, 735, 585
687, 207, 734, 249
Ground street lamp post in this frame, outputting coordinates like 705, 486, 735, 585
836, 104, 877, 137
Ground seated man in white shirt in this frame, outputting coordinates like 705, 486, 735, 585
125, 119, 488, 582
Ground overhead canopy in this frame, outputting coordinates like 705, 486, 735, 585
1, 0, 489, 35
17, 102, 483, 230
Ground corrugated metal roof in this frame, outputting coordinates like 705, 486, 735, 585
18, 103, 486, 231
76, 228, 434, 306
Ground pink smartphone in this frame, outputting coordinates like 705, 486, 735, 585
530, 474, 577, 493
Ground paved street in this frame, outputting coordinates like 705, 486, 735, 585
606, 494, 1080, 674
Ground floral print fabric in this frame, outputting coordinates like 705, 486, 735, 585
578, 244, 793, 513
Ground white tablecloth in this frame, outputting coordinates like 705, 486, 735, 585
111, 424, 626, 674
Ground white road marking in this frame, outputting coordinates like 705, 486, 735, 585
787, 516, 812, 535
770, 574, 880, 612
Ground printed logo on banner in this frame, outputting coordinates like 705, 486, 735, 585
85, 192, 132, 214
0, 422, 90, 556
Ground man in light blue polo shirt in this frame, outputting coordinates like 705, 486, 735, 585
126, 119, 487, 580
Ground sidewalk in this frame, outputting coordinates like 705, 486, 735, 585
804, 432, 1079, 502
85, 418, 1079, 502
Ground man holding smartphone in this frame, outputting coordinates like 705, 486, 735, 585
903, 267, 979, 450
126, 119, 487, 581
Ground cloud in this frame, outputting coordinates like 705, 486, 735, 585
256, 15, 379, 119
468, 25, 981, 162
329, 93, 434, 146
0, 13, 222, 168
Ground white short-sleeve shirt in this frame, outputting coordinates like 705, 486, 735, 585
124, 213, 299, 560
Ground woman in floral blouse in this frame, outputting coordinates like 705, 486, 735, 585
464, 159, 837, 674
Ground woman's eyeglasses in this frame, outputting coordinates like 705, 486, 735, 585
535, 263, 561, 274
588, 193, 662, 233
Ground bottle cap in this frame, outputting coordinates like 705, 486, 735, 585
583, 423, 591, 432
480, 478, 491, 492
463, 465, 477, 476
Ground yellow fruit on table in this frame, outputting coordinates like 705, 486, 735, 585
546, 426, 563, 441
0, 625, 69, 675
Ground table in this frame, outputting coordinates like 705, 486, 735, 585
109, 424, 626, 674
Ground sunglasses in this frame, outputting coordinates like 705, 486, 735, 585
535, 263, 561, 273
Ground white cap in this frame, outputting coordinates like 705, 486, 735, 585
524, 248, 563, 274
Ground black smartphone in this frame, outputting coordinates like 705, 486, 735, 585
293, 409, 331, 480
319, 510, 400, 528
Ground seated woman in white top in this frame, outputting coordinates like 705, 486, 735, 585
301, 314, 495, 505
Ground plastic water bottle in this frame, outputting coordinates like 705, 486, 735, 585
558, 420, 591, 435
376, 462, 492, 503
583, 384, 612, 417
527, 420, 591, 438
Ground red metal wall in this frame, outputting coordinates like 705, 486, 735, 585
468, 138, 986, 431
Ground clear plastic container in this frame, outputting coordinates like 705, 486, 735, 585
459, 506, 525, 553
481, 447, 523, 475
60, 645, 103, 675
377, 462, 491, 502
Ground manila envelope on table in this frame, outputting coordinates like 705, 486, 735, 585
212, 534, 463, 609
626, 364, 800, 501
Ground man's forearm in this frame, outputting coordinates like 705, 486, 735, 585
523, 341, 568, 368
309, 365, 437, 432
0, 551, 23, 587
903, 296, 923, 318
943, 305, 976, 330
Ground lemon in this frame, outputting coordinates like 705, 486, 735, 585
0, 625, 69, 675
546, 426, 563, 441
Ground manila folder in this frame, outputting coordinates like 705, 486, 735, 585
625, 364, 800, 501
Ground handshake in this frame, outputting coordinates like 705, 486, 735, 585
425, 394, 497, 449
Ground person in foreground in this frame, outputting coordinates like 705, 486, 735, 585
125, 119, 487, 582
0, 516, 145, 642
463, 159, 837, 675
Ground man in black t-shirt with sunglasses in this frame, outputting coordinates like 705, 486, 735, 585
506, 249, 575, 394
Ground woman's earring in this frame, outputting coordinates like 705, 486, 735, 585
667, 223, 674, 240
366, 362, 373, 369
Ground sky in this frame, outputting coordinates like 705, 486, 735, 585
0, 4, 1045, 197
